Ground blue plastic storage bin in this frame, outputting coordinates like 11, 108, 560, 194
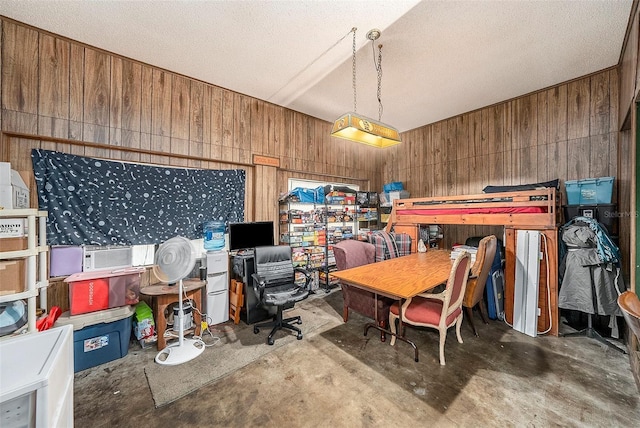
54, 306, 133, 372
383, 181, 403, 193
565, 177, 614, 205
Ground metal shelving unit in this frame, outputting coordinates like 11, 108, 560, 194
279, 199, 359, 291
278, 201, 325, 289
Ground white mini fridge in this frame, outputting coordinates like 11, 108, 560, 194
206, 251, 229, 325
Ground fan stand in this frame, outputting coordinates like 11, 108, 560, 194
155, 279, 205, 365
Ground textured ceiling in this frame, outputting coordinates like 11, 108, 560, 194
0, 0, 632, 132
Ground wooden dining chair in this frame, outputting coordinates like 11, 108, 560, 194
618, 291, 640, 342
462, 235, 497, 336
389, 251, 472, 365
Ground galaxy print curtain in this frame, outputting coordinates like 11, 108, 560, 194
32, 149, 245, 246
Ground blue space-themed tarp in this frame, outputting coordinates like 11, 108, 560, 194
31, 149, 245, 246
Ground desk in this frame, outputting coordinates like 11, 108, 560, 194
140, 279, 205, 351
331, 250, 453, 361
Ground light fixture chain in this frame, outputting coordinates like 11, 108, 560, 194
377, 44, 383, 122
352, 28, 357, 113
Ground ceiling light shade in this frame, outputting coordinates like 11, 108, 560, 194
330, 28, 401, 148
331, 112, 401, 148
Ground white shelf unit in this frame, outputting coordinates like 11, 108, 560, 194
0, 209, 49, 334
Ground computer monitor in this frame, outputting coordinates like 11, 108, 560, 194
228, 221, 275, 251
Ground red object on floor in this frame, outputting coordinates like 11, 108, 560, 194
37, 306, 62, 331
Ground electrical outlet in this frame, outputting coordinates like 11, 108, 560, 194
201, 320, 208, 331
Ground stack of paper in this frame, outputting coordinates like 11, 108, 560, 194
450, 245, 477, 265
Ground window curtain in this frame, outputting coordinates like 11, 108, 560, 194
32, 149, 245, 246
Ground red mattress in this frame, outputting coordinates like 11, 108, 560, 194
397, 206, 546, 216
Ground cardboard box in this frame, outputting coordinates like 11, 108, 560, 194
0, 237, 28, 252
0, 163, 29, 210
0, 259, 26, 295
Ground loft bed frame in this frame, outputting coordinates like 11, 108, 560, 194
384, 187, 560, 336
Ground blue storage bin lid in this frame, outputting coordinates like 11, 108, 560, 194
54, 305, 135, 331
565, 176, 614, 185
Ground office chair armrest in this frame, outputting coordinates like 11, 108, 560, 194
251, 273, 267, 304
251, 272, 266, 286
294, 267, 313, 289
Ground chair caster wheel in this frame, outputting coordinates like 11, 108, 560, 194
297, 333, 303, 340
253, 326, 259, 334
267, 338, 274, 345
297, 319, 302, 325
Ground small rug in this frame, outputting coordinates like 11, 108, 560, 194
144, 292, 342, 407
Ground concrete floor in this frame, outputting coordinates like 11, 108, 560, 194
74, 289, 640, 427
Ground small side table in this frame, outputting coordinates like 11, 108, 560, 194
140, 279, 205, 351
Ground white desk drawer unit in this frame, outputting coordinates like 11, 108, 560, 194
206, 250, 229, 325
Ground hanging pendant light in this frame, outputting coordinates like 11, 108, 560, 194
331, 28, 401, 148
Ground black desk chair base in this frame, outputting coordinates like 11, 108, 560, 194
253, 305, 303, 345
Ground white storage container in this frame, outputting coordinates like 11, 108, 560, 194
0, 325, 74, 428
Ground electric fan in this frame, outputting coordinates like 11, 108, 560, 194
154, 236, 205, 365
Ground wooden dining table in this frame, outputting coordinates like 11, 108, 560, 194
330, 249, 454, 362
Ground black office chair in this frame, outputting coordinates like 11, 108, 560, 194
251, 245, 312, 345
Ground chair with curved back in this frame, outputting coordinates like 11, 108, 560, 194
333, 239, 392, 342
463, 235, 497, 336
618, 291, 640, 343
389, 251, 472, 365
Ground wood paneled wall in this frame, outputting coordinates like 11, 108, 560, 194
620, 5, 639, 128
0, 18, 382, 228
618, 3, 639, 296
389, 68, 621, 253
0, 17, 632, 277
617, 1, 640, 390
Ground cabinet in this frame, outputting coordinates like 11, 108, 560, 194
0, 209, 49, 334
279, 200, 359, 290
230, 253, 271, 324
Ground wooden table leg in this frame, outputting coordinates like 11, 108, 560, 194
155, 288, 202, 351
191, 289, 202, 338
155, 296, 170, 351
